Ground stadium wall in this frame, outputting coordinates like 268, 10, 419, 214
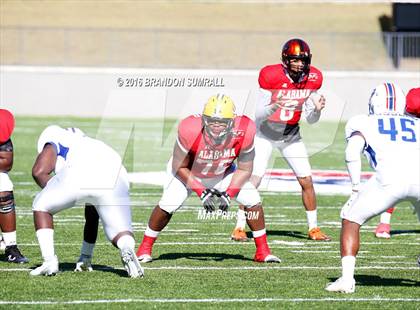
1, 66, 418, 121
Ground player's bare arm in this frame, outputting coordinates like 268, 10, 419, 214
225, 150, 255, 198
32, 144, 57, 188
172, 142, 205, 196
0, 151, 13, 172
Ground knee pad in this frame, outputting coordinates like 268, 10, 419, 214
0, 192, 15, 214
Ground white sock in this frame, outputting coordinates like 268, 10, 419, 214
252, 228, 266, 238
116, 235, 135, 250
80, 240, 95, 258
306, 210, 318, 230
2, 231, 17, 247
36, 229, 55, 262
235, 209, 247, 229
341, 256, 356, 281
145, 226, 160, 238
379, 212, 392, 225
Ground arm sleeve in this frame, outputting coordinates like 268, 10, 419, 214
304, 92, 322, 124
345, 134, 365, 189
0, 139, 13, 152
255, 88, 275, 124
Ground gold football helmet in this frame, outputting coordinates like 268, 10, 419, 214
202, 94, 236, 145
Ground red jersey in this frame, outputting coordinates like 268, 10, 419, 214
258, 64, 323, 125
177, 115, 255, 179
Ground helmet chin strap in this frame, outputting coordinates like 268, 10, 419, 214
288, 70, 302, 83
202, 116, 234, 146
204, 127, 227, 145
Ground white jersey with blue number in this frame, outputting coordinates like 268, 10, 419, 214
345, 114, 420, 185
37, 125, 125, 188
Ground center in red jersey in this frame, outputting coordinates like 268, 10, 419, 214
177, 115, 256, 179
258, 64, 323, 125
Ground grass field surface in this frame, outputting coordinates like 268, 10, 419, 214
0, 116, 419, 309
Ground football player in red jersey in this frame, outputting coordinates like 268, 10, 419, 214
231, 38, 331, 242
136, 94, 280, 263
0, 109, 28, 263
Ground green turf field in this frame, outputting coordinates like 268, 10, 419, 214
1, 117, 419, 309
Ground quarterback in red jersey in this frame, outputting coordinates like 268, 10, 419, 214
136, 94, 280, 263
231, 38, 331, 242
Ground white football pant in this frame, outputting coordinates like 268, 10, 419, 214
0, 172, 13, 191
252, 135, 312, 179
341, 176, 420, 225
159, 158, 261, 214
32, 166, 132, 241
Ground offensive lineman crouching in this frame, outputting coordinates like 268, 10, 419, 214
136, 94, 281, 263
30, 125, 143, 277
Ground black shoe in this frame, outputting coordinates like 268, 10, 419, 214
417, 254, 420, 267
5, 245, 29, 264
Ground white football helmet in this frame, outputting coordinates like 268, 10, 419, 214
66, 127, 86, 138
368, 83, 405, 115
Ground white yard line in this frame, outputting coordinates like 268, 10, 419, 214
2, 265, 419, 272
290, 250, 368, 253
15, 241, 420, 246
369, 262, 417, 265
1, 297, 420, 305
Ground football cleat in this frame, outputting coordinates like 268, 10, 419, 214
231, 228, 249, 242
30, 256, 59, 276
5, 245, 29, 264
375, 223, 391, 239
325, 277, 356, 293
121, 248, 144, 278
308, 227, 331, 241
74, 254, 93, 272
254, 251, 281, 263
136, 237, 154, 263
137, 253, 153, 263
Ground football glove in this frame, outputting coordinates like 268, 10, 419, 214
200, 189, 219, 213
74, 254, 93, 272
218, 191, 231, 212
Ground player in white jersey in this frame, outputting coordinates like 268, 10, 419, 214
326, 83, 420, 293
30, 125, 143, 278
374, 87, 420, 238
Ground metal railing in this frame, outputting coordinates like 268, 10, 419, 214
383, 32, 420, 68
1, 26, 419, 70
